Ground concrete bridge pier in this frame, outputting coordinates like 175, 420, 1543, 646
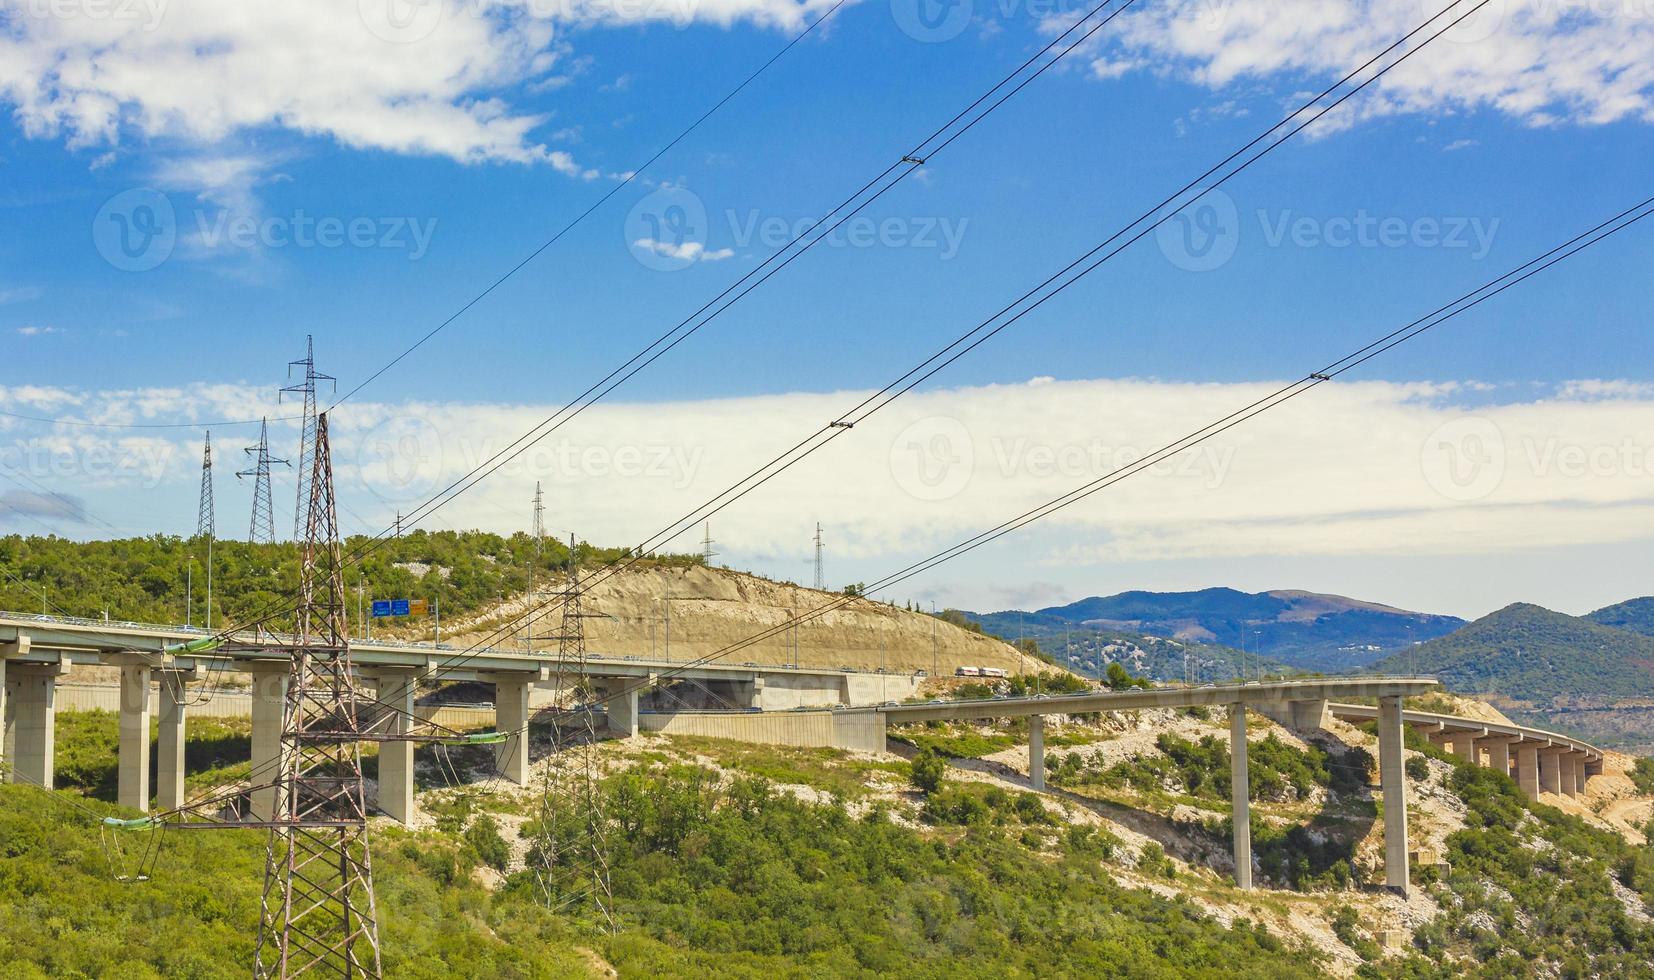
4, 661, 64, 789
1538, 747, 1566, 795
591, 677, 642, 738
1028, 715, 1045, 792
116, 660, 152, 811
1515, 744, 1540, 799
155, 669, 190, 812
371, 667, 419, 823
1377, 695, 1410, 895
1229, 704, 1252, 890
1446, 730, 1479, 764
488, 674, 531, 785
247, 663, 290, 821
1476, 736, 1518, 781
1556, 752, 1578, 798
1574, 754, 1589, 795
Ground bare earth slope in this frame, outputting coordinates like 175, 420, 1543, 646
416, 564, 1053, 677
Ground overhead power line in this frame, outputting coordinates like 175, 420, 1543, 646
188, 0, 1142, 654
411, 0, 1507, 675
1, 0, 851, 434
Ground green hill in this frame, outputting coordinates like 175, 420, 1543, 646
1587, 596, 1654, 638
1370, 602, 1654, 703
0, 531, 669, 633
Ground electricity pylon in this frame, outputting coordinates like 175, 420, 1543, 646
253, 413, 382, 978
197, 432, 216, 629
701, 522, 717, 565
197, 432, 216, 539
282, 336, 336, 540
530, 536, 615, 928
239, 419, 289, 545
812, 522, 825, 591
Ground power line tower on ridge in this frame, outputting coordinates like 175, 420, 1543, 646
701, 522, 717, 565
238, 418, 289, 545
813, 522, 825, 591
282, 335, 336, 541
532, 482, 546, 542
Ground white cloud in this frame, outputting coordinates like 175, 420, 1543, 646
632, 237, 736, 262
0, 0, 837, 169
1070, 0, 1654, 129
14, 325, 61, 336
0, 285, 43, 305
7, 377, 1653, 579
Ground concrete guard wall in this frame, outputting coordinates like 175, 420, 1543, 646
640, 709, 887, 752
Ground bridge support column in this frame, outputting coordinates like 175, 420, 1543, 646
155, 671, 189, 813
118, 663, 152, 811
492, 675, 531, 785
1257, 699, 1328, 731
1515, 743, 1540, 800
1539, 747, 1564, 795
7, 663, 64, 790
1556, 753, 1578, 798
593, 678, 640, 738
1029, 715, 1045, 792
1447, 731, 1478, 763
1478, 738, 1511, 780
1575, 757, 1589, 795
1377, 695, 1409, 895
248, 663, 289, 821
372, 668, 419, 823
1229, 704, 1252, 890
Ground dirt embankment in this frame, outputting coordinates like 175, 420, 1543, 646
397, 564, 1056, 678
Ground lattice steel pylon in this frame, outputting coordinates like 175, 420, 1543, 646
239, 419, 290, 545
197, 431, 216, 539
254, 413, 383, 978
812, 522, 825, 590
282, 336, 336, 541
530, 536, 615, 928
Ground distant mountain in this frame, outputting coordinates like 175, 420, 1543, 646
1586, 596, 1654, 638
1370, 602, 1654, 703
959, 611, 1285, 684
972, 587, 1463, 671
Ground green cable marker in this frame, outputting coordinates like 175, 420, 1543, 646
163, 635, 224, 656
102, 816, 157, 831
439, 731, 509, 745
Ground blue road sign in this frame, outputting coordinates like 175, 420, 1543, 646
371, 600, 393, 618
391, 598, 411, 617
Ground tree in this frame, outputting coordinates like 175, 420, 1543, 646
1105, 662, 1135, 691
910, 749, 946, 795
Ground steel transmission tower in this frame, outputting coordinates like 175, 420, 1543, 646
530, 536, 615, 928
254, 413, 382, 978
532, 482, 546, 541
701, 522, 717, 565
812, 523, 825, 591
282, 336, 336, 541
239, 419, 290, 544
197, 432, 216, 539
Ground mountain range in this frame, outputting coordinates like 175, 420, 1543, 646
966, 587, 1465, 672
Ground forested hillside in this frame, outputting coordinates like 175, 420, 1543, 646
1370, 602, 1654, 703
1588, 597, 1654, 638
0, 531, 651, 631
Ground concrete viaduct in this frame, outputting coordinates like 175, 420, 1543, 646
1327, 703, 1604, 802
855, 677, 1606, 895
0, 612, 920, 822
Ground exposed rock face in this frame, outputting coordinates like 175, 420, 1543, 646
427, 564, 1052, 677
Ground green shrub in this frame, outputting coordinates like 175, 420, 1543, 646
909, 749, 946, 795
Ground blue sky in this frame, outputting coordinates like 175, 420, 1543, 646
2, 0, 1652, 619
